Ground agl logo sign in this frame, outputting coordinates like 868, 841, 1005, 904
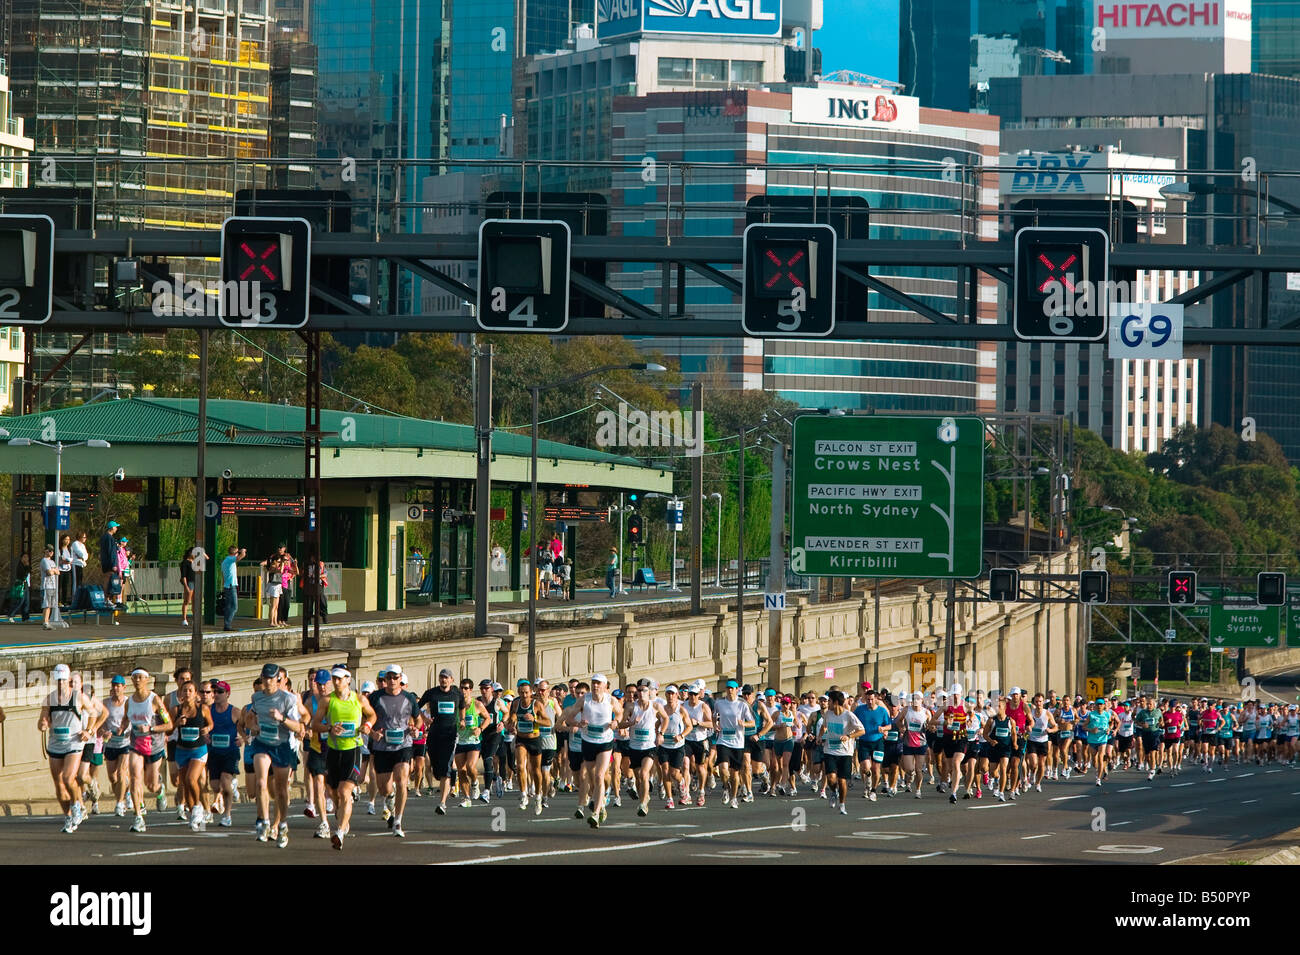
600, 0, 781, 37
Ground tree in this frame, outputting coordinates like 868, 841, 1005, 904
329, 346, 418, 415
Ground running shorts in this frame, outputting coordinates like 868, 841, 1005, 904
540, 749, 556, 768
250, 739, 294, 769
131, 735, 156, 758
428, 734, 456, 780
372, 747, 413, 775
685, 739, 709, 762
81, 742, 105, 767
990, 743, 1013, 761
883, 741, 902, 767
411, 740, 427, 759
325, 746, 363, 789
658, 746, 685, 770
515, 736, 542, 756
614, 739, 629, 757
745, 736, 764, 761
166, 741, 177, 763
626, 746, 657, 765
568, 749, 585, 773
965, 741, 986, 760
105, 745, 130, 764
455, 742, 481, 755
823, 753, 853, 779
175, 745, 207, 767
1117, 735, 1133, 752
902, 744, 928, 757
762, 739, 774, 750
208, 748, 240, 778
1026, 740, 1049, 757
581, 739, 614, 762
942, 737, 963, 758
715, 744, 745, 767
306, 748, 328, 777
773, 738, 795, 756
1199, 732, 1217, 745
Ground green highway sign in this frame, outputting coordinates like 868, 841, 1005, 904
790, 414, 984, 579
1209, 605, 1281, 648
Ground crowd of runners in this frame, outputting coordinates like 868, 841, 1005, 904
35, 660, 1300, 847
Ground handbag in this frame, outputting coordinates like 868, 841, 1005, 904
8, 581, 25, 601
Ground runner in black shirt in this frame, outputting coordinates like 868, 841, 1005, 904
418, 668, 464, 815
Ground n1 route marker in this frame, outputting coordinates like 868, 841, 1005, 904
1209, 605, 1281, 648
790, 415, 984, 578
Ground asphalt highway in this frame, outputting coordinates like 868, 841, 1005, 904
1, 754, 1295, 865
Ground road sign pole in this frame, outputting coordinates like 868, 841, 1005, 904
767, 441, 786, 690
191, 328, 207, 679
691, 382, 703, 614
737, 429, 745, 686
474, 344, 493, 637
944, 577, 956, 685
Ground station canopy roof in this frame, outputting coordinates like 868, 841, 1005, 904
0, 398, 673, 491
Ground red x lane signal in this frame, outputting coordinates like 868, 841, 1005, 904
1035, 250, 1078, 293
762, 245, 807, 292
236, 237, 283, 287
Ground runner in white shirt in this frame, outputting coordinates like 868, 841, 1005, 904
816, 690, 864, 816
711, 681, 755, 809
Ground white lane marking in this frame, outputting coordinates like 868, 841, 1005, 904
1242, 799, 1260, 805
908, 851, 945, 859
1050, 794, 1088, 802
1182, 809, 1204, 814
1265, 770, 1282, 775
432, 838, 680, 865
114, 847, 194, 857
1110, 821, 1133, 827
1118, 786, 1151, 793
837, 831, 927, 840
1170, 782, 1196, 788
856, 812, 923, 821
1206, 778, 1226, 783
968, 802, 1015, 809
1085, 844, 1163, 854
1022, 833, 1053, 840
686, 824, 808, 839
1234, 773, 1255, 779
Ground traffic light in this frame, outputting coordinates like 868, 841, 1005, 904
0, 214, 55, 324
628, 493, 639, 505
1079, 570, 1110, 604
477, 219, 571, 332
1168, 570, 1197, 605
989, 567, 1019, 602
219, 216, 312, 329
627, 515, 643, 546
1013, 227, 1109, 342
1258, 571, 1286, 606
742, 223, 836, 337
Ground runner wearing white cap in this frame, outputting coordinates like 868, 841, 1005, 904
682, 682, 713, 807
368, 665, 419, 834
313, 666, 376, 848
896, 692, 933, 800
40, 664, 104, 833
565, 673, 623, 827
657, 685, 693, 809
241, 663, 309, 847
124, 668, 171, 832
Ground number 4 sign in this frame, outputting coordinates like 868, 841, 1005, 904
1108, 303, 1183, 360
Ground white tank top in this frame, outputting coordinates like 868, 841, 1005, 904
581, 695, 614, 744
1029, 711, 1051, 742
629, 701, 658, 750
46, 688, 84, 754
105, 697, 129, 747
685, 700, 709, 741
661, 703, 686, 749
127, 693, 157, 739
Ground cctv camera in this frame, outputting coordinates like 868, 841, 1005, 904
113, 468, 125, 482
221, 468, 233, 480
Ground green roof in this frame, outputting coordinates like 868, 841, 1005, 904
0, 397, 639, 466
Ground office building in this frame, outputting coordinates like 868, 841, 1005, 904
0, 55, 30, 413
611, 83, 999, 415
998, 148, 1200, 451
1254, 0, 1300, 76
900, 0, 1090, 112
1093, 0, 1251, 74
990, 69, 1300, 460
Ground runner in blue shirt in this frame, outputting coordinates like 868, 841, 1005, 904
852, 687, 891, 802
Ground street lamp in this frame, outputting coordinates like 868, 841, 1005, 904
527, 362, 665, 681
8, 436, 111, 625
709, 491, 723, 587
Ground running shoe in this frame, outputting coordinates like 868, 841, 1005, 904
534, 798, 543, 816
1096, 777, 1103, 787
130, 814, 146, 833
477, 790, 491, 804
60, 815, 75, 834
156, 791, 166, 812
435, 804, 447, 816
277, 823, 289, 848
1062, 767, 1071, 780
304, 805, 316, 819
962, 788, 971, 800
1036, 782, 1042, 793
868, 791, 877, 802
543, 796, 549, 809
975, 788, 982, 798
220, 813, 232, 828
588, 812, 600, 829
949, 793, 957, 804
114, 801, 126, 817
70, 801, 84, 829
742, 791, 754, 804
884, 787, 895, 798
393, 823, 405, 838
613, 794, 622, 809
331, 829, 343, 850
818, 789, 827, 799
461, 798, 472, 809
1147, 768, 1156, 781
519, 794, 529, 810
574, 807, 585, 819
637, 802, 649, 817
256, 820, 269, 842
666, 797, 676, 810
190, 808, 203, 832
696, 794, 705, 807
994, 789, 1005, 802
914, 788, 922, 800
383, 804, 392, 823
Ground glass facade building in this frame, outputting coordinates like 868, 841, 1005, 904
1254, 0, 1300, 77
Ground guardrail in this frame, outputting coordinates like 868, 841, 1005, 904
126, 560, 343, 616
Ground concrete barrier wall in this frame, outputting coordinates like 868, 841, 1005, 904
0, 553, 1079, 801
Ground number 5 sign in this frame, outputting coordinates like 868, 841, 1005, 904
1107, 303, 1183, 360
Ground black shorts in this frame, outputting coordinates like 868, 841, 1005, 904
614, 739, 630, 757
306, 748, 328, 777
581, 740, 614, 762
626, 747, 657, 766
1117, 735, 1134, 752
166, 741, 177, 762
568, 749, 585, 772
658, 746, 685, 770
516, 736, 541, 756
372, 747, 413, 775
540, 748, 556, 767
902, 744, 928, 757
1026, 740, 1049, 757
965, 741, 986, 760
991, 743, 1013, 761
745, 736, 764, 761
883, 741, 902, 767
942, 737, 963, 758
105, 745, 131, 765
428, 734, 456, 779
1199, 732, 1218, 745
715, 744, 745, 767
209, 749, 240, 779
685, 739, 709, 762
1162, 736, 1181, 749
411, 741, 427, 759
823, 753, 853, 779
325, 746, 362, 789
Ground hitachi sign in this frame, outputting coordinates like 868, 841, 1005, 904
1096, 2, 1220, 28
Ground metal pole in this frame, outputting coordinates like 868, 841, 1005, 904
872, 579, 881, 690
191, 329, 208, 679
618, 492, 625, 595
528, 385, 539, 683
736, 430, 745, 685
767, 442, 786, 689
944, 578, 956, 684
473, 344, 493, 637
670, 526, 678, 591
690, 381, 702, 613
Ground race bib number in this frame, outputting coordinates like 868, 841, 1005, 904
180, 727, 201, 743
872, 749, 884, 762
633, 728, 652, 742
518, 719, 534, 734
721, 730, 740, 745
995, 726, 1009, 738
258, 719, 281, 744
437, 701, 455, 715
211, 734, 232, 749
385, 728, 406, 746
51, 726, 71, 740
